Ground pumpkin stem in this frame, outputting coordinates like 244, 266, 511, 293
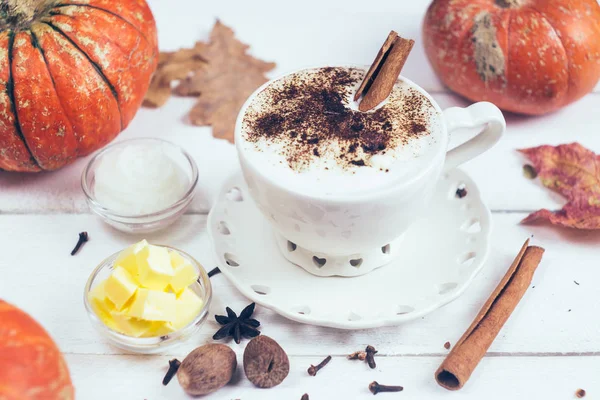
0, 0, 59, 30
496, 0, 522, 8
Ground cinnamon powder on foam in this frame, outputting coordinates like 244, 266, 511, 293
242, 67, 432, 172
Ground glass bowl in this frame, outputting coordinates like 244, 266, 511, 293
81, 138, 199, 234
84, 246, 212, 354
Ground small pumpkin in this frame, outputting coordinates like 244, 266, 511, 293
423, 0, 600, 115
0, 300, 74, 399
0, 0, 158, 172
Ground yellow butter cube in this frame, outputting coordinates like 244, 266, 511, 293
114, 240, 148, 276
126, 288, 176, 322
172, 288, 204, 330
94, 242, 197, 337
88, 282, 118, 330
169, 250, 187, 268
145, 321, 177, 337
104, 266, 139, 310
169, 250, 199, 293
136, 245, 174, 290
89, 281, 115, 316
111, 312, 154, 337
99, 313, 118, 331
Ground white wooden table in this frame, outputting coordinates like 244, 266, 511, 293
1, 1, 599, 399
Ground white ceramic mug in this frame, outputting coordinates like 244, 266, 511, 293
235, 68, 505, 273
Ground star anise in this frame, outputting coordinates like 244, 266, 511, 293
213, 303, 261, 344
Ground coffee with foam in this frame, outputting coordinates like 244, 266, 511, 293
240, 67, 443, 196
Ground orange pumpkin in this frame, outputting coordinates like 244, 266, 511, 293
0, 0, 158, 172
0, 300, 74, 399
423, 0, 600, 115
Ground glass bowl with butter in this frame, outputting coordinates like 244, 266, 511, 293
81, 138, 199, 234
84, 241, 212, 354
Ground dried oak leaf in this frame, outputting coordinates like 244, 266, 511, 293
519, 143, 600, 230
143, 42, 208, 107
175, 20, 276, 142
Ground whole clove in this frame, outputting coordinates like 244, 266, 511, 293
208, 267, 221, 277
369, 381, 404, 395
455, 187, 468, 199
348, 351, 367, 361
162, 358, 181, 385
308, 355, 332, 376
444, 341, 451, 350
70, 232, 89, 256
365, 345, 378, 369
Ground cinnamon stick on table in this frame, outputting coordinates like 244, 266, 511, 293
355, 31, 415, 112
435, 239, 545, 390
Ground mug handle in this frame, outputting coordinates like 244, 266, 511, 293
442, 102, 506, 171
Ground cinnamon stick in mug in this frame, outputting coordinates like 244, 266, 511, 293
435, 239, 544, 390
355, 31, 415, 112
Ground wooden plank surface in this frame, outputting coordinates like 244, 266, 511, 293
67, 354, 598, 400
1, 214, 598, 357
0, 0, 598, 399
1, 92, 599, 214
1, 3, 599, 214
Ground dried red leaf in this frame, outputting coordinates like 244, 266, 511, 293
519, 143, 600, 230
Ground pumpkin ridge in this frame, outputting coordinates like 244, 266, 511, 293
42, 21, 123, 130
525, 5, 570, 99
505, 9, 513, 95
5, 31, 41, 169
29, 27, 79, 157
52, 3, 153, 51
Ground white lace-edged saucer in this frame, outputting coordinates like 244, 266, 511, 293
207, 169, 491, 329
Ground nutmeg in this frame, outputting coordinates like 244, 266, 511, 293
177, 344, 236, 396
243, 335, 289, 388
